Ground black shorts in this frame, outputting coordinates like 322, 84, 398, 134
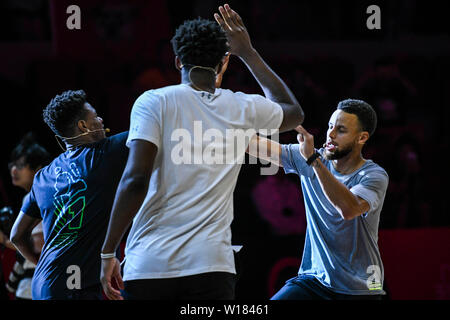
122, 272, 237, 300
271, 275, 384, 300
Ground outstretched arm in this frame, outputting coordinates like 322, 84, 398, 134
100, 139, 157, 300
247, 135, 283, 167
214, 4, 304, 132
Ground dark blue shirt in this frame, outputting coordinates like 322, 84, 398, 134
21, 132, 128, 299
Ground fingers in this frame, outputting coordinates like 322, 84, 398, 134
294, 125, 308, 135
223, 4, 232, 18
217, 6, 234, 31
114, 266, 125, 290
215, 4, 241, 31
100, 258, 124, 300
295, 126, 306, 143
214, 12, 228, 31
224, 4, 240, 28
103, 278, 123, 300
116, 277, 125, 291
295, 126, 315, 146
232, 9, 245, 27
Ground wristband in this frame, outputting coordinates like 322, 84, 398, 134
306, 151, 321, 166
100, 252, 116, 259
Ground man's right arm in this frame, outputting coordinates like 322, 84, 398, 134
247, 135, 283, 167
101, 139, 157, 254
214, 4, 304, 132
100, 139, 157, 300
247, 132, 313, 177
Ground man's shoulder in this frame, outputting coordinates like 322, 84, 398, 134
361, 160, 389, 180
99, 132, 129, 158
225, 89, 264, 100
105, 131, 128, 144
141, 84, 185, 96
36, 154, 64, 177
135, 85, 180, 103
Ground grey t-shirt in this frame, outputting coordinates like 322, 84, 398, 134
281, 144, 389, 295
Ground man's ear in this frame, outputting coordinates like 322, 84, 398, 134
77, 119, 89, 133
358, 132, 370, 146
175, 56, 183, 71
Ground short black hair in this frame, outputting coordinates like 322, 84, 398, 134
43, 90, 88, 137
337, 99, 377, 137
10, 132, 51, 170
171, 17, 229, 69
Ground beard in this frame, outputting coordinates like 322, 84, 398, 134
324, 143, 353, 160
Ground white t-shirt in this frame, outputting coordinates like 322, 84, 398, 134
124, 83, 283, 280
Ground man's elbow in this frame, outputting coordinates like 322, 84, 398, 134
338, 196, 369, 221
297, 104, 305, 125
281, 104, 305, 132
341, 212, 355, 221
341, 207, 365, 221
9, 230, 22, 248
290, 103, 304, 126
9, 218, 30, 249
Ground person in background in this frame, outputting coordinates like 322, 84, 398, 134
1, 133, 50, 299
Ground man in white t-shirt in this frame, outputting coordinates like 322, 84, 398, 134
100, 4, 304, 300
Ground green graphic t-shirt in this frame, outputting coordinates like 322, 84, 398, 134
22, 132, 128, 299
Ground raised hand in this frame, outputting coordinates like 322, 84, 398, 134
214, 4, 254, 58
295, 126, 315, 160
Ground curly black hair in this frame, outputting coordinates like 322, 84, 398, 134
43, 90, 88, 137
10, 132, 51, 171
337, 99, 378, 137
171, 17, 229, 69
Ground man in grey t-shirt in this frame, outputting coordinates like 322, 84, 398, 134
250, 99, 388, 300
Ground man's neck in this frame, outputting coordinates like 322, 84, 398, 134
181, 70, 216, 93
65, 137, 95, 151
331, 152, 366, 175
